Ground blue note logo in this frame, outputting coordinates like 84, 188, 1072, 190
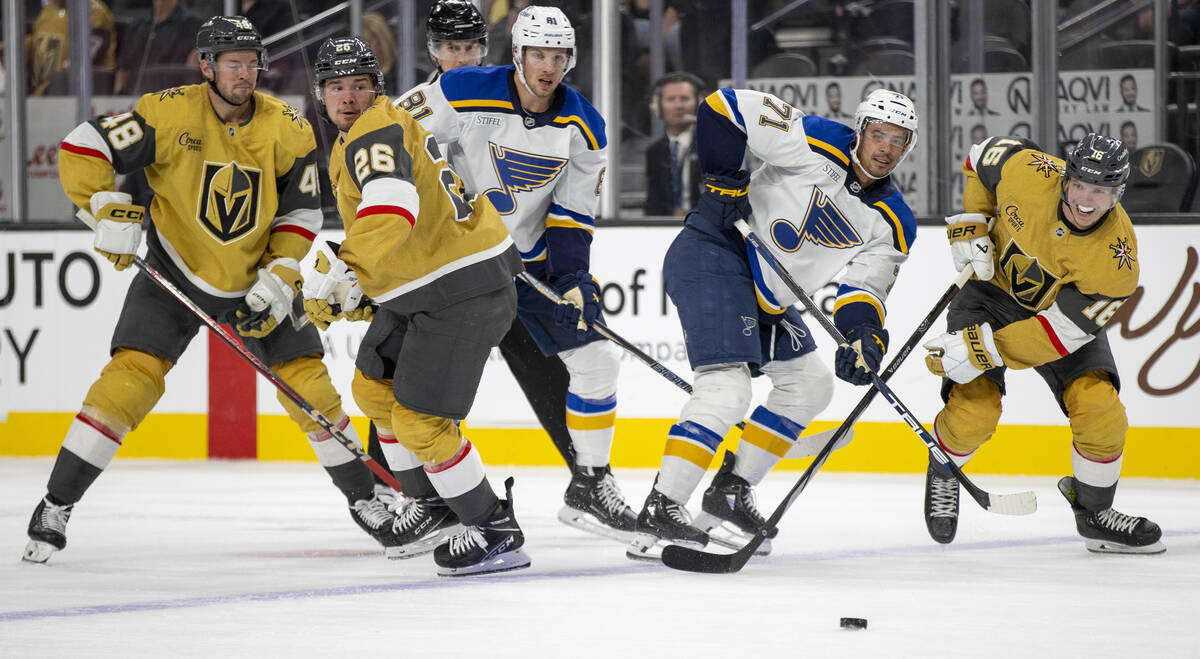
770, 188, 862, 252
484, 142, 567, 215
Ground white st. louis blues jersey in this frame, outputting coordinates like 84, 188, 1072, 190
701, 88, 916, 329
398, 65, 606, 271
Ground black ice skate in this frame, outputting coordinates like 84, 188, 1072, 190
557, 465, 638, 542
23, 496, 74, 564
626, 488, 708, 561
386, 497, 463, 560
434, 477, 530, 577
350, 493, 402, 549
373, 482, 411, 513
1057, 477, 1165, 554
693, 451, 777, 556
924, 457, 960, 544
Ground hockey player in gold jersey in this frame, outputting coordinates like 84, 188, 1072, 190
309, 37, 530, 576
24, 17, 404, 565
921, 132, 1164, 554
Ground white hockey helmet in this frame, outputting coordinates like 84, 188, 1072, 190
851, 89, 918, 179
511, 5, 576, 75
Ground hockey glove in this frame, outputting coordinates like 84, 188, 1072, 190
946, 213, 995, 281
235, 258, 303, 338
835, 325, 888, 386
89, 191, 145, 271
552, 270, 602, 339
924, 323, 1004, 384
301, 246, 371, 330
695, 170, 752, 231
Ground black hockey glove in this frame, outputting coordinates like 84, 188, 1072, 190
835, 325, 889, 386
695, 170, 752, 231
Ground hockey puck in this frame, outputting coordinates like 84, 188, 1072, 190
839, 617, 868, 630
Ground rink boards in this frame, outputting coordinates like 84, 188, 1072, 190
1, 225, 1197, 477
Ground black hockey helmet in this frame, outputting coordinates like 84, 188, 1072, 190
196, 16, 265, 67
1064, 132, 1130, 188
314, 36, 383, 89
428, 0, 488, 43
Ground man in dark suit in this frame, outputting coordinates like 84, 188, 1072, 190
644, 72, 703, 216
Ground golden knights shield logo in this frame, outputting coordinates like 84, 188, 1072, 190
198, 161, 262, 242
1138, 148, 1164, 178
999, 240, 1060, 310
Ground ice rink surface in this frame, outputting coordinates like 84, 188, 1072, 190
1, 458, 1197, 658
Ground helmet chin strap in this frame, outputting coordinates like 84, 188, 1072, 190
513, 53, 540, 100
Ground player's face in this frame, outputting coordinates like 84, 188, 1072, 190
659, 81, 697, 129
431, 39, 485, 71
1061, 177, 1119, 230
520, 46, 569, 98
206, 51, 260, 105
855, 121, 910, 178
322, 74, 378, 132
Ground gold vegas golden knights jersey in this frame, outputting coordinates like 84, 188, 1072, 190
962, 136, 1139, 370
329, 97, 520, 308
58, 84, 323, 297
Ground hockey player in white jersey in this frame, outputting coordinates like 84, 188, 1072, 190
627, 88, 920, 559
387, 0, 580, 509
398, 5, 637, 543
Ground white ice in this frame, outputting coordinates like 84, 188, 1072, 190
1, 458, 1197, 658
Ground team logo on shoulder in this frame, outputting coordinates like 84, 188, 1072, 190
770, 188, 862, 252
483, 142, 567, 215
999, 240, 1060, 310
281, 104, 307, 127
197, 161, 262, 243
1109, 236, 1136, 270
158, 87, 185, 101
1027, 153, 1060, 178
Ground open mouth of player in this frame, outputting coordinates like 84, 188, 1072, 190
1074, 203, 1097, 218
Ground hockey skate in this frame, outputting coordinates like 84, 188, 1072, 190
1057, 477, 1165, 554
386, 497, 463, 560
924, 458, 960, 544
626, 488, 708, 561
373, 482, 412, 513
557, 465, 638, 542
693, 452, 776, 556
23, 496, 74, 564
434, 477, 530, 576
350, 493, 402, 549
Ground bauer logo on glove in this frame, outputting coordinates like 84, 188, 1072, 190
923, 322, 1004, 384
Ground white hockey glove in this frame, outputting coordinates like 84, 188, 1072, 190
945, 213, 995, 281
235, 258, 303, 338
89, 191, 145, 271
301, 245, 373, 330
924, 322, 1005, 384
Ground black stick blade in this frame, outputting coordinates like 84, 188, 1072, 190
661, 536, 763, 573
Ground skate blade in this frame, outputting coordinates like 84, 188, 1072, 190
625, 532, 705, 562
22, 540, 57, 564
385, 524, 463, 560
557, 506, 635, 543
436, 549, 531, 577
1084, 538, 1166, 555
693, 514, 772, 556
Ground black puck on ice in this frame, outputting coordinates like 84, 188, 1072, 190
839, 617, 868, 630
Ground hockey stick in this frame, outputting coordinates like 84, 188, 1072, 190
662, 263, 974, 573
518, 271, 857, 457
734, 219, 1035, 513
77, 209, 403, 493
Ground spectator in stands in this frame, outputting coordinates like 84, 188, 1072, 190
362, 11, 397, 79
644, 71, 702, 216
114, 0, 202, 95
26, 0, 117, 96
1117, 74, 1148, 112
1120, 121, 1138, 151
